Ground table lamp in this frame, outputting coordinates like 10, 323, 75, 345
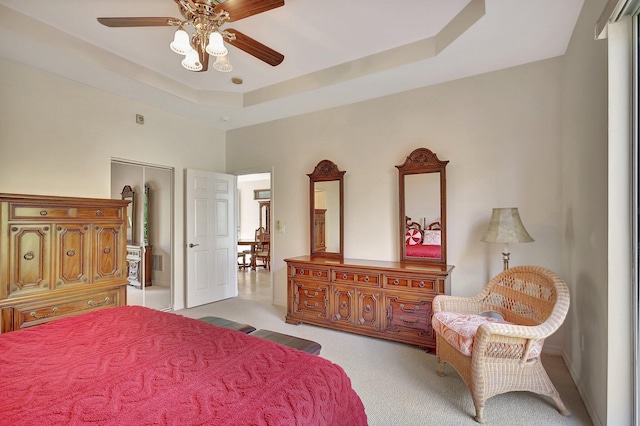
481, 207, 534, 270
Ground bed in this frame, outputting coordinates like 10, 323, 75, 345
0, 306, 367, 425
405, 217, 442, 259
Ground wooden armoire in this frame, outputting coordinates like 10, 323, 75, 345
0, 193, 129, 333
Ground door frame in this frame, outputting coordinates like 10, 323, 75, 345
236, 168, 274, 304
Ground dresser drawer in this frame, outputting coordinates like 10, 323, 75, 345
385, 294, 434, 336
384, 274, 437, 291
11, 204, 72, 220
292, 282, 329, 319
10, 205, 121, 221
76, 207, 121, 219
333, 269, 381, 287
290, 264, 330, 282
10, 288, 122, 330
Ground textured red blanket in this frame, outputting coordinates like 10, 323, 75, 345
0, 306, 367, 425
406, 244, 441, 258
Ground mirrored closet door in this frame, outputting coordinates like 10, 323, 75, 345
111, 160, 174, 311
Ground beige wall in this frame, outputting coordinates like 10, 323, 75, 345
227, 57, 566, 347
0, 57, 227, 310
560, 0, 611, 424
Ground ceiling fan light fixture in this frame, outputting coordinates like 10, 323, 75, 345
205, 31, 228, 57
181, 49, 203, 71
170, 28, 192, 55
213, 54, 233, 72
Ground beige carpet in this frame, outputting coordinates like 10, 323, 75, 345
175, 270, 592, 426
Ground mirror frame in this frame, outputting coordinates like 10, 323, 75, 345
396, 148, 449, 265
121, 185, 135, 245
308, 160, 345, 259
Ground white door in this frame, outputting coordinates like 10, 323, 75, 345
185, 169, 237, 308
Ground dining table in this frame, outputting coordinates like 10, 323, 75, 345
238, 239, 259, 270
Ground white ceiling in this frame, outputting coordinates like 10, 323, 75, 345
0, 0, 584, 131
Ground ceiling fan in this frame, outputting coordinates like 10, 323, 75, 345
97, 0, 284, 73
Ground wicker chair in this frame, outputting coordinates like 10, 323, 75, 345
432, 266, 571, 423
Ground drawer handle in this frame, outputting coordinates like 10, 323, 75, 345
88, 297, 110, 307
40, 210, 48, 216
317, 271, 323, 277
342, 273, 348, 280
304, 290, 319, 298
393, 279, 399, 285
419, 281, 426, 288
400, 304, 419, 313
299, 269, 305, 275
103, 246, 111, 254
304, 301, 319, 309
96, 210, 104, 216
23, 251, 35, 261
341, 301, 347, 309
364, 305, 372, 313
400, 316, 419, 325
66, 249, 76, 257
30, 307, 58, 319
363, 276, 370, 283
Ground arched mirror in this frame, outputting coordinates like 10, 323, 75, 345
121, 185, 135, 245
308, 160, 345, 259
396, 148, 448, 265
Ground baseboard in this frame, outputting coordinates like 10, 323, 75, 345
562, 350, 603, 426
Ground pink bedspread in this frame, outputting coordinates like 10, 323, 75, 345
0, 306, 367, 426
406, 244, 441, 258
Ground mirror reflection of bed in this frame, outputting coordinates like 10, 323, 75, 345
405, 217, 442, 259
403, 172, 442, 260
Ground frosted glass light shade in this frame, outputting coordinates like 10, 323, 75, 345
205, 32, 228, 57
170, 29, 192, 55
480, 208, 534, 243
181, 49, 202, 71
213, 54, 233, 72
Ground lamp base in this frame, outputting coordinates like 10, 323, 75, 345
501, 252, 511, 271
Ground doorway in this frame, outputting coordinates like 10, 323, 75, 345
237, 172, 272, 299
111, 160, 174, 311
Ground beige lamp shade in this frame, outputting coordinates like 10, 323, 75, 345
481, 208, 534, 243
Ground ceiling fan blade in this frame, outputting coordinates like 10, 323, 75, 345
97, 17, 177, 27
214, 0, 284, 22
226, 29, 284, 66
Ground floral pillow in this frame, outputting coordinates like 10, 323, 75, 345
423, 230, 441, 245
432, 312, 543, 358
405, 229, 422, 245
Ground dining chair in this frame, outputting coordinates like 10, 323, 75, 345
254, 227, 270, 270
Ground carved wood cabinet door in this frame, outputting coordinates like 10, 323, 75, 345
331, 285, 355, 326
92, 224, 124, 283
356, 289, 381, 331
55, 224, 91, 288
8, 224, 52, 297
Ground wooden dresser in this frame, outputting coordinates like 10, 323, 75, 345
285, 256, 453, 350
0, 193, 129, 333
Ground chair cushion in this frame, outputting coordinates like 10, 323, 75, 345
432, 312, 542, 358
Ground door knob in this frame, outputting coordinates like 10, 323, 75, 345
188, 243, 199, 248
